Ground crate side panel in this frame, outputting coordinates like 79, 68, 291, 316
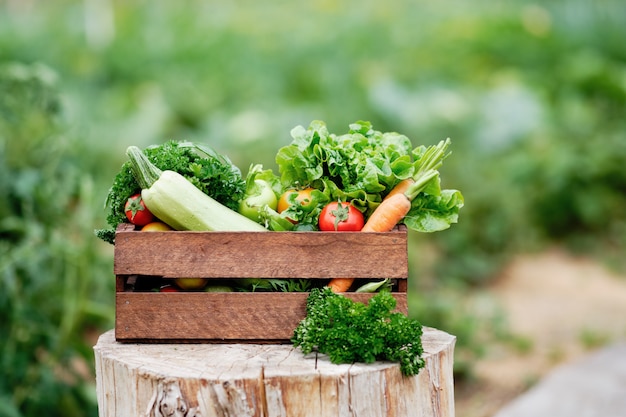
114, 230, 408, 279
116, 292, 307, 341
115, 292, 407, 342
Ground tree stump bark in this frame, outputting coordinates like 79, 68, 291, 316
94, 327, 455, 417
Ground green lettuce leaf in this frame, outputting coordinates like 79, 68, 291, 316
275, 120, 418, 218
403, 189, 465, 232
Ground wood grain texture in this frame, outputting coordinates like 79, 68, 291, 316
115, 292, 408, 342
95, 327, 456, 417
114, 224, 409, 342
114, 223, 408, 279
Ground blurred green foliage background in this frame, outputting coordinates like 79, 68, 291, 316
1, 1, 625, 416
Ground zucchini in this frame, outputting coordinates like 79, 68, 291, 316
126, 146, 268, 232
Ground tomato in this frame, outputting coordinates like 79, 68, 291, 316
175, 278, 209, 291
141, 221, 172, 231
277, 188, 315, 213
124, 194, 155, 226
318, 201, 364, 231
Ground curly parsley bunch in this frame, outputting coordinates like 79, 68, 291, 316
292, 287, 425, 376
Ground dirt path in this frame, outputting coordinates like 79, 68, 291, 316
455, 247, 626, 417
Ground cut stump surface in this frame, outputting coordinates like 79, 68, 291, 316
94, 327, 456, 417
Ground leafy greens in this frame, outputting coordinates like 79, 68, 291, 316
95, 141, 245, 243
292, 287, 425, 376
275, 120, 463, 232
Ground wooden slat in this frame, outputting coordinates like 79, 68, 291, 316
114, 225, 408, 279
115, 292, 408, 342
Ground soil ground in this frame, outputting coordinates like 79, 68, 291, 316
454, 247, 626, 417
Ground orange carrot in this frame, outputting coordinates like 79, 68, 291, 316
367, 170, 439, 232
327, 193, 413, 292
383, 178, 415, 202
327, 278, 355, 293
361, 192, 412, 232
327, 169, 440, 292
326, 138, 452, 293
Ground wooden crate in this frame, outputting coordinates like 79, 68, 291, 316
114, 223, 409, 343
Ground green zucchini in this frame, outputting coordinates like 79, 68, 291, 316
126, 146, 268, 232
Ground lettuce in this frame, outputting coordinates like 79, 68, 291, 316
275, 120, 463, 233
405, 189, 465, 233
276, 120, 417, 217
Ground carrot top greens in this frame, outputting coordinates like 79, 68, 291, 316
292, 287, 425, 376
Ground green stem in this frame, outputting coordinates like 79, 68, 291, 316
126, 146, 162, 189
416, 138, 451, 175
404, 169, 439, 201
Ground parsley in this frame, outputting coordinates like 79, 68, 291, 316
292, 287, 425, 376
95, 141, 245, 244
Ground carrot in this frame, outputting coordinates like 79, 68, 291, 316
383, 178, 414, 202
326, 139, 452, 292
327, 193, 411, 292
361, 192, 412, 232
367, 169, 439, 233
327, 278, 356, 293
327, 170, 440, 292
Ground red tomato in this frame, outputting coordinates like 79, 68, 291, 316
124, 194, 155, 226
318, 202, 364, 231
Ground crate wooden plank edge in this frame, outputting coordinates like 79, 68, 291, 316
115, 292, 408, 343
114, 223, 408, 279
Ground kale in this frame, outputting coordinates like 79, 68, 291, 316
95, 141, 245, 244
292, 287, 425, 376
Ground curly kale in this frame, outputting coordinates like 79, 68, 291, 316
95, 141, 245, 244
292, 287, 425, 376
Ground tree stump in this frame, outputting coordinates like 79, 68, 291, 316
94, 327, 456, 417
